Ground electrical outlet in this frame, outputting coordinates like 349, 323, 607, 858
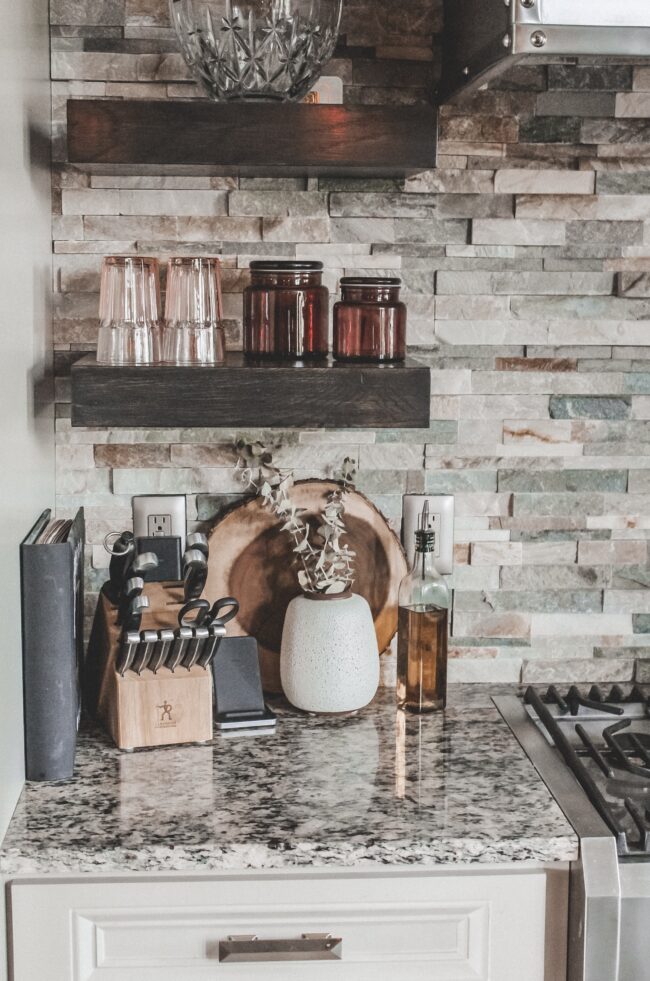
148, 513, 173, 537
401, 495, 454, 574
133, 495, 187, 548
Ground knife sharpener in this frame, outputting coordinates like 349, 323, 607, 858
135, 536, 182, 582
213, 637, 277, 731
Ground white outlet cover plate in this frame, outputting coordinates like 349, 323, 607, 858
133, 495, 187, 547
401, 495, 454, 575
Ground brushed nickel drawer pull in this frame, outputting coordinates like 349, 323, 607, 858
218, 933, 342, 963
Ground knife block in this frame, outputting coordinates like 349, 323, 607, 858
87, 583, 213, 752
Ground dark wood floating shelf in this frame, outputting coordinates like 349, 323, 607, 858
67, 100, 438, 175
71, 355, 431, 429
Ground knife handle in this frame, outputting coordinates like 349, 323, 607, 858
198, 623, 226, 669
183, 549, 208, 601
185, 532, 209, 558
182, 626, 210, 670
166, 627, 193, 673
149, 629, 175, 674
124, 594, 149, 633
116, 630, 142, 676
132, 630, 159, 675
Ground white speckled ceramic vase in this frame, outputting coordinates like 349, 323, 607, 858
280, 591, 380, 714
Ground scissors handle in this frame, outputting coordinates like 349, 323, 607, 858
208, 596, 239, 626
178, 599, 210, 628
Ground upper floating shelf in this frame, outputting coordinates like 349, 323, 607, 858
66, 100, 438, 176
70, 355, 431, 430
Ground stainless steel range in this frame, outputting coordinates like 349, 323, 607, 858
496, 685, 650, 981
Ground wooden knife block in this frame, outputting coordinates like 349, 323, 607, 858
88, 583, 213, 752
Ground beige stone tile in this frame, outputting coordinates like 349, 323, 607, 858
616, 92, 650, 117
473, 219, 565, 246
521, 541, 578, 565
434, 321, 550, 345
452, 612, 530, 638
495, 169, 595, 195
471, 542, 522, 566
522, 658, 634, 683
531, 613, 633, 636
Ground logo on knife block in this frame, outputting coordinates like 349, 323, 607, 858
155, 700, 176, 728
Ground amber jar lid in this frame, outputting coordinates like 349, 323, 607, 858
340, 276, 401, 286
250, 260, 324, 272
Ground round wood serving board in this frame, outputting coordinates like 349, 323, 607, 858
206, 479, 407, 693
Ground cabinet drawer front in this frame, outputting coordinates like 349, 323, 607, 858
10, 871, 547, 981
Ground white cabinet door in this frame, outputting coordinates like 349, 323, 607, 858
10, 870, 550, 981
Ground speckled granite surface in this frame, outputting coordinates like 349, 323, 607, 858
0, 686, 578, 876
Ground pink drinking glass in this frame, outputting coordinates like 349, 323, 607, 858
97, 256, 162, 365
162, 257, 225, 365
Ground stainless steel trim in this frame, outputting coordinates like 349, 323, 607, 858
493, 696, 614, 839
440, 0, 650, 102
218, 933, 342, 963
494, 696, 622, 981
519, 0, 650, 28
514, 23, 650, 55
568, 839, 621, 981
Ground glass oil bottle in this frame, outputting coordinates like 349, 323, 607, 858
397, 510, 450, 712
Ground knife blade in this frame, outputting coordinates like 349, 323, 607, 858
116, 630, 141, 676
132, 629, 158, 676
148, 628, 175, 674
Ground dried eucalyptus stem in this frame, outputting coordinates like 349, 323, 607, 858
234, 438, 356, 595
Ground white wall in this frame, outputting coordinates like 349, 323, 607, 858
0, 0, 53, 842
0, 1, 52, 972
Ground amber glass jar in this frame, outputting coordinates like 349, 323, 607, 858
243, 261, 329, 360
333, 277, 406, 362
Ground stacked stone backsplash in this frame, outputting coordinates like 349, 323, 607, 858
52, 0, 650, 684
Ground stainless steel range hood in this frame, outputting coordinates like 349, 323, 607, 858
441, 0, 650, 101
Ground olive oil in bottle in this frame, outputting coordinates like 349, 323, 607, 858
397, 527, 450, 712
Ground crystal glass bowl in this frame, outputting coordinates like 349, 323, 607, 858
170, 0, 343, 102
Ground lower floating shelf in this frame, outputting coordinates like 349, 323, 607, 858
70, 354, 431, 429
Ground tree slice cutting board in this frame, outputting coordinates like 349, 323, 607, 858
206, 479, 407, 693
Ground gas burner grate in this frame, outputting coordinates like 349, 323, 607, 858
542, 683, 650, 717
524, 685, 650, 855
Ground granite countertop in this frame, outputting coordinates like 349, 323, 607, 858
0, 686, 578, 876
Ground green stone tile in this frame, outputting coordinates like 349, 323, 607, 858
499, 470, 627, 493
514, 492, 605, 516
318, 177, 404, 192
354, 471, 409, 495
549, 396, 632, 420
594, 646, 650, 659
547, 64, 633, 90
510, 530, 611, 542
376, 422, 458, 444
633, 615, 650, 634
519, 116, 582, 143
612, 565, 650, 590
624, 374, 650, 394
425, 471, 496, 493
455, 590, 603, 614
449, 636, 531, 648
196, 493, 246, 522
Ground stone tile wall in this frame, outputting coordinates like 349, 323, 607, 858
52, 0, 650, 684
